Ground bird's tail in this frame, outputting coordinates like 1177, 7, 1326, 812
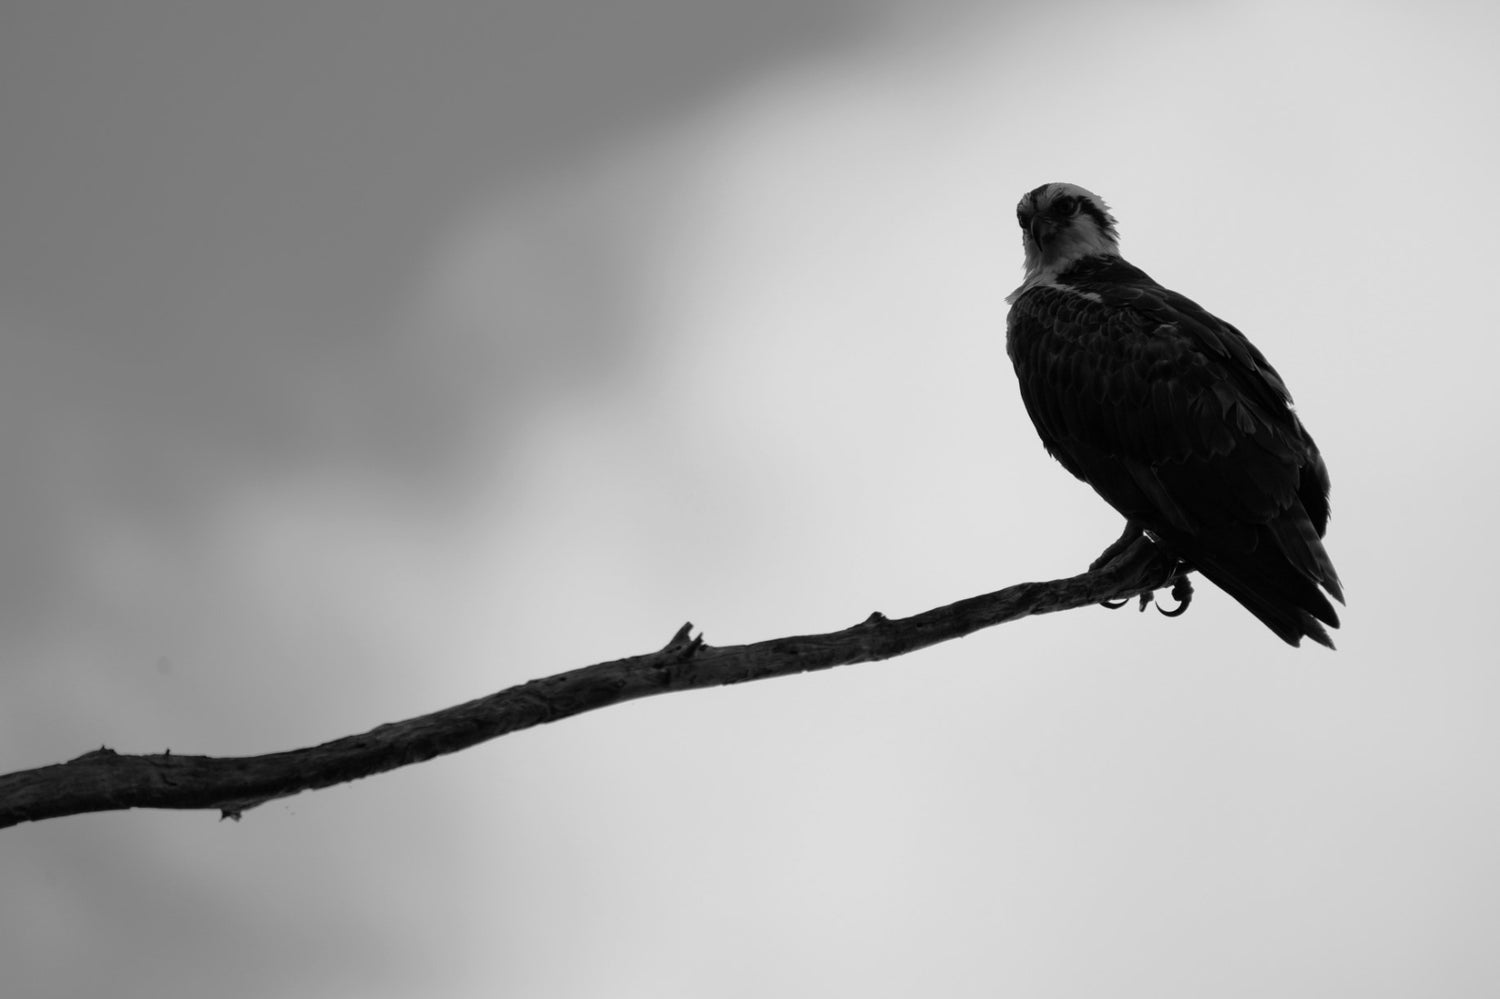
1186, 528, 1343, 649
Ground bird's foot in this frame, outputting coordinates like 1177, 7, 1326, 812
1092, 524, 1193, 617
1160, 574, 1194, 616
1096, 523, 1150, 610
1090, 521, 1146, 572
1102, 569, 1193, 615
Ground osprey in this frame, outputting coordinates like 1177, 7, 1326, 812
1006, 183, 1344, 647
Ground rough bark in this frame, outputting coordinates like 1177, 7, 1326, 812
0, 535, 1183, 829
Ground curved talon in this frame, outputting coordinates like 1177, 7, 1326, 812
1155, 575, 1194, 618
1100, 596, 1130, 610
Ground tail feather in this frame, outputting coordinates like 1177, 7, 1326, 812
1200, 561, 1336, 648
1267, 504, 1345, 604
1185, 531, 1342, 649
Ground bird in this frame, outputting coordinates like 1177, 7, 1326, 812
1005, 182, 1344, 647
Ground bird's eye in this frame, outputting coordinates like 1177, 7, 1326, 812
1055, 196, 1079, 216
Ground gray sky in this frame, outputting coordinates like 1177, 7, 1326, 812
3, 2, 1498, 997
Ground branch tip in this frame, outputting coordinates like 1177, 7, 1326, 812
664, 622, 694, 650
660, 621, 705, 661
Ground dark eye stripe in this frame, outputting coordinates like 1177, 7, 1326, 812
1078, 202, 1110, 228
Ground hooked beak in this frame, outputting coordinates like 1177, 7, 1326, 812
1028, 213, 1058, 247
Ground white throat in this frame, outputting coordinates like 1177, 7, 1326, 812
1007, 221, 1120, 304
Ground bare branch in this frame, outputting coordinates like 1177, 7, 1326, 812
0, 536, 1181, 829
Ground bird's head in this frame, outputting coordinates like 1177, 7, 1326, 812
1016, 182, 1120, 278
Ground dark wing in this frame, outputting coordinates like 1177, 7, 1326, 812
1007, 279, 1343, 647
